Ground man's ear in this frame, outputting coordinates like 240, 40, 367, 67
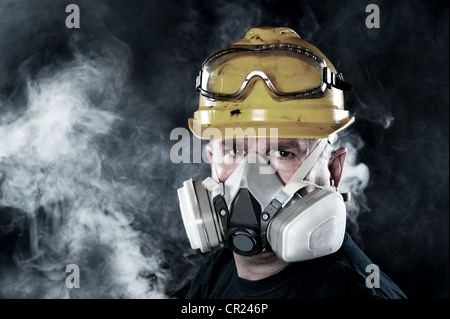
328, 147, 347, 189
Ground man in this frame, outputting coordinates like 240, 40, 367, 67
176, 27, 406, 298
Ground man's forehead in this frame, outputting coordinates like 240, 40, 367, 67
215, 138, 315, 150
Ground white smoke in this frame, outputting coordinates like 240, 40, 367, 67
0, 39, 168, 298
334, 131, 371, 234
0, 0, 385, 299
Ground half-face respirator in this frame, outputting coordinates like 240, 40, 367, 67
177, 139, 348, 262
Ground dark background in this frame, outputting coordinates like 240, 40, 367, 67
0, 0, 448, 299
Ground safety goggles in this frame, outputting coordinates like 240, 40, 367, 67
196, 43, 351, 101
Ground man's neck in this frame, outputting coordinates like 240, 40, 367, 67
233, 252, 290, 281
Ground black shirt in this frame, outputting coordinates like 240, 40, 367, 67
182, 233, 407, 299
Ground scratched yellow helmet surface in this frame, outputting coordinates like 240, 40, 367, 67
189, 26, 355, 139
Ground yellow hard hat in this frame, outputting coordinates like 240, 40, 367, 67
189, 26, 355, 139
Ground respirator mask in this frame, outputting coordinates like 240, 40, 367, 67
177, 139, 348, 262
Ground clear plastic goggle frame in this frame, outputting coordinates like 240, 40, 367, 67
196, 43, 351, 102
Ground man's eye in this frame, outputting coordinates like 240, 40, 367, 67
276, 150, 293, 158
227, 148, 246, 156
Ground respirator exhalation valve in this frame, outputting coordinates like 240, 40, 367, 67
225, 188, 263, 256
228, 229, 260, 255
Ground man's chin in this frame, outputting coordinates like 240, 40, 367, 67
234, 251, 280, 264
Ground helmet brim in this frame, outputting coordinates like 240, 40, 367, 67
188, 117, 355, 140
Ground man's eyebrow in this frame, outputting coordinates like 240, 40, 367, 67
276, 140, 302, 150
276, 139, 314, 155
219, 139, 245, 148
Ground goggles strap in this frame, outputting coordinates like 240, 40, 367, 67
324, 68, 352, 91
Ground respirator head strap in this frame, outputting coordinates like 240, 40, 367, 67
277, 139, 352, 203
286, 139, 328, 186
260, 198, 283, 249
212, 194, 229, 239
202, 176, 224, 198
270, 139, 329, 207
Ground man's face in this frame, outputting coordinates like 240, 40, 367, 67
205, 137, 346, 268
206, 137, 332, 197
